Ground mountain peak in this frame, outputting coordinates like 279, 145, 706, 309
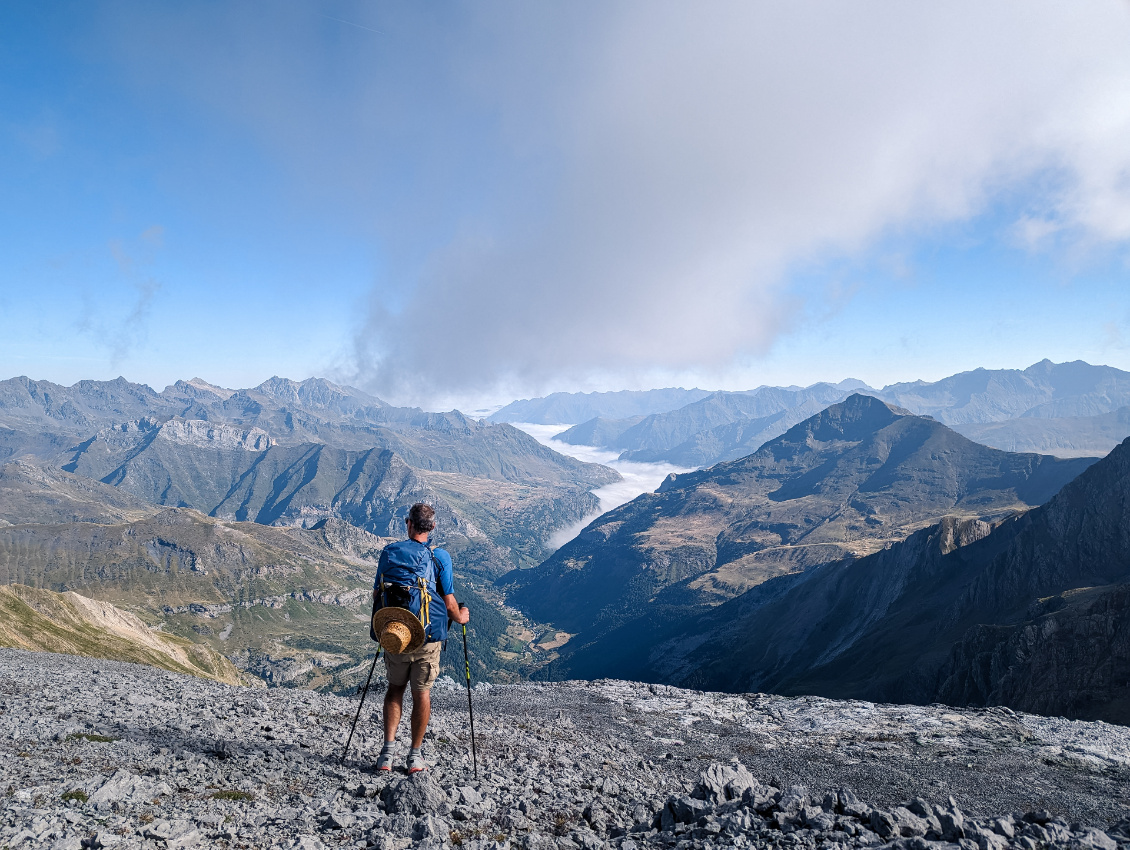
785, 392, 907, 443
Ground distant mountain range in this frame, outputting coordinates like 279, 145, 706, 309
489, 387, 717, 425
509, 395, 1094, 652
5, 362, 1129, 714
0, 374, 620, 687
557, 382, 861, 466
555, 434, 1130, 724
547, 361, 1130, 464
0, 375, 618, 571
0, 375, 616, 486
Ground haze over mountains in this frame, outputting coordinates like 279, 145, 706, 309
539, 361, 1130, 465
489, 387, 716, 425
2, 361, 1129, 725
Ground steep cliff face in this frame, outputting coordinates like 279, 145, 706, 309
647, 436, 1130, 723
933, 583, 1130, 723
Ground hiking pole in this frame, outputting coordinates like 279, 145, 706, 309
341, 648, 380, 763
459, 604, 478, 778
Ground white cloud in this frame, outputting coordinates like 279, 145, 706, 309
352, 1, 1130, 403
95, 1, 1130, 403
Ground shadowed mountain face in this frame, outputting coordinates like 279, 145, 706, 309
614, 435, 1130, 724
510, 395, 1096, 653
57, 423, 597, 575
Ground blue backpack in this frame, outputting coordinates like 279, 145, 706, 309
372, 540, 449, 645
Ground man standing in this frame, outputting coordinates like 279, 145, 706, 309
373, 502, 469, 773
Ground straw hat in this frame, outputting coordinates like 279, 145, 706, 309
372, 607, 426, 654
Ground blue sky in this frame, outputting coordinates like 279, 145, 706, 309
2, 1, 1129, 409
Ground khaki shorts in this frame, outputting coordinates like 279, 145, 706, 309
384, 641, 443, 691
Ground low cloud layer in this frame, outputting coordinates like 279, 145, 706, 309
97, 2, 1130, 404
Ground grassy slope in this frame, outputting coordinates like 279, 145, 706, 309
0, 584, 249, 685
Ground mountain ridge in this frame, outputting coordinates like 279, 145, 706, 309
512, 394, 1095, 671
549, 361, 1130, 464
595, 434, 1130, 724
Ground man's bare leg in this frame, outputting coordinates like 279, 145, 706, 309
384, 683, 407, 741
410, 688, 431, 749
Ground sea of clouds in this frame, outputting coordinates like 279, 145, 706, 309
514, 423, 693, 549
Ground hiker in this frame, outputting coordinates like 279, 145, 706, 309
371, 502, 469, 773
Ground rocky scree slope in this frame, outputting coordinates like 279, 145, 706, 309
595, 435, 1130, 725
2, 649, 1129, 850
0, 585, 247, 685
510, 395, 1093, 655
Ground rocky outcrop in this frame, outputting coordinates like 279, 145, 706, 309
934, 582, 1130, 724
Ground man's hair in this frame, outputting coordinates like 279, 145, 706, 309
407, 503, 436, 533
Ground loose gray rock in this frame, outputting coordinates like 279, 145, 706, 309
381, 773, 449, 816
2, 648, 1130, 850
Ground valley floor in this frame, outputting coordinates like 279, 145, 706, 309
1, 648, 1128, 849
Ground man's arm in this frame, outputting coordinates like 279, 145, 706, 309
444, 594, 469, 625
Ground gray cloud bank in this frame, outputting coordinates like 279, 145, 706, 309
100, 1, 1130, 404
359, 1, 1130, 403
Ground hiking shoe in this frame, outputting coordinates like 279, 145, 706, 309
376, 745, 395, 772
407, 750, 427, 774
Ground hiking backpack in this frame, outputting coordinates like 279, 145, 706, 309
371, 540, 449, 645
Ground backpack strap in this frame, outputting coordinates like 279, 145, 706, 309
428, 549, 450, 596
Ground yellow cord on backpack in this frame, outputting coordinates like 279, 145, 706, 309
418, 577, 431, 628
